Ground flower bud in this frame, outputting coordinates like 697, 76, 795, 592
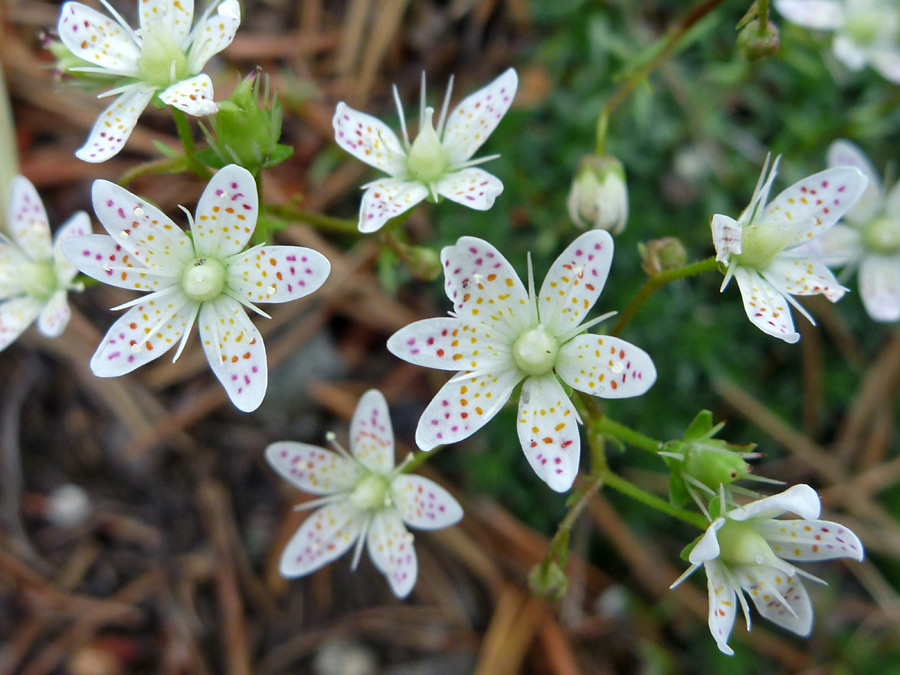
639, 237, 688, 275
737, 20, 780, 61
566, 154, 628, 234
528, 561, 568, 601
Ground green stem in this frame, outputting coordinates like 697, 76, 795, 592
540, 471, 606, 575
171, 108, 213, 180
601, 470, 708, 529
264, 203, 359, 235
595, 0, 728, 153
593, 415, 663, 454
402, 444, 445, 473
757, 0, 770, 33
609, 255, 718, 337
118, 156, 189, 187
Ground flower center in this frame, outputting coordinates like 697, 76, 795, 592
349, 474, 391, 512
512, 324, 560, 376
138, 22, 190, 88
182, 257, 226, 302
733, 222, 796, 270
844, 9, 884, 46
715, 520, 779, 567
861, 215, 900, 254
20, 260, 57, 300
406, 107, 449, 184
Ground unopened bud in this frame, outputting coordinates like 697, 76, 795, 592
528, 561, 568, 601
404, 245, 442, 282
566, 154, 628, 234
639, 237, 688, 275
737, 20, 780, 61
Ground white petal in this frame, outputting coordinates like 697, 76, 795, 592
832, 35, 869, 70
884, 181, 900, 219
0, 297, 43, 352
226, 245, 330, 304
728, 484, 821, 522
391, 474, 463, 530
265, 442, 362, 495
91, 179, 193, 270
735, 565, 813, 636
858, 254, 900, 322
871, 49, 900, 83
386, 317, 511, 372
758, 518, 864, 561
414, 364, 522, 451
8, 176, 51, 260
435, 167, 503, 211
350, 389, 395, 474
197, 296, 267, 412
186, 1, 241, 73
774, 0, 845, 29
689, 519, 725, 564
556, 334, 656, 399
36, 290, 71, 338
366, 509, 417, 598
731, 267, 800, 343
57, 2, 140, 75
791, 223, 862, 265
440, 236, 532, 338
761, 256, 846, 302
53, 211, 93, 286
826, 139, 883, 224
76, 87, 156, 163
516, 375, 581, 492
139, 0, 194, 47
704, 560, 738, 655
766, 166, 870, 244
159, 74, 218, 116
61, 234, 174, 292
711, 213, 742, 262
333, 102, 408, 177
441, 68, 517, 165
279, 502, 365, 577
193, 165, 258, 258
357, 178, 428, 233
90, 288, 197, 376
538, 230, 613, 337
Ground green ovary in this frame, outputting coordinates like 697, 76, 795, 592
406, 108, 449, 183
862, 216, 900, 254
349, 474, 391, 511
844, 10, 882, 46
733, 223, 794, 270
138, 25, 189, 87
20, 260, 57, 300
716, 520, 779, 567
512, 324, 560, 376
182, 258, 226, 302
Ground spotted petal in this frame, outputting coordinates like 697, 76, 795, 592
704, 560, 738, 656
0, 296, 43, 352
186, 0, 240, 71
414, 364, 522, 451
366, 509, 417, 598
36, 290, 71, 338
711, 214, 742, 263
53, 211, 92, 285
333, 102, 408, 177
391, 475, 463, 530
76, 86, 156, 163
8, 176, 51, 260
139, 0, 194, 47
357, 178, 428, 233
227, 245, 330, 304
193, 165, 259, 258
516, 374, 580, 492
859, 254, 900, 322
91, 179, 193, 270
387, 317, 511, 373
761, 257, 846, 302
441, 236, 532, 339
728, 484, 821, 521
538, 230, 613, 337
735, 566, 813, 636
159, 74, 218, 116
731, 267, 800, 343
350, 389, 395, 474
57, 2, 140, 76
279, 502, 365, 577
90, 288, 197, 376
556, 334, 656, 399
764, 167, 869, 245
62, 235, 174, 292
197, 296, 267, 412
441, 68, 517, 165
826, 140, 882, 224
265, 442, 362, 495
435, 167, 503, 211
774, 0, 844, 29
757, 518, 864, 562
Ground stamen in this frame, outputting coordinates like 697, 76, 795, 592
350, 515, 372, 570
419, 70, 427, 131
392, 84, 410, 150
171, 303, 200, 362
436, 74, 454, 138
222, 289, 272, 319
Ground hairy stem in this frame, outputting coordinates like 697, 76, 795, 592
594, 415, 663, 454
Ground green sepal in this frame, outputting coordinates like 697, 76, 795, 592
262, 144, 294, 168
668, 469, 690, 508
680, 531, 706, 561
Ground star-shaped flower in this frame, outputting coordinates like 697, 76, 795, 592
57, 0, 241, 162
333, 69, 517, 233
60, 164, 330, 412
775, 0, 900, 82
711, 155, 868, 343
670, 485, 864, 655
0, 176, 90, 350
266, 389, 463, 598
387, 230, 657, 493
802, 140, 900, 321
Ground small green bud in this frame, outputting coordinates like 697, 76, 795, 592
528, 562, 568, 601
404, 245, 442, 282
567, 154, 628, 234
737, 20, 780, 61
638, 237, 688, 275
682, 444, 752, 491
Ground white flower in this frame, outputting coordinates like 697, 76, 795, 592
333, 69, 517, 233
265, 390, 463, 598
387, 230, 657, 493
0, 176, 90, 350
60, 165, 330, 412
775, 0, 900, 82
804, 140, 900, 321
670, 485, 864, 655
57, 0, 241, 162
711, 155, 868, 343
